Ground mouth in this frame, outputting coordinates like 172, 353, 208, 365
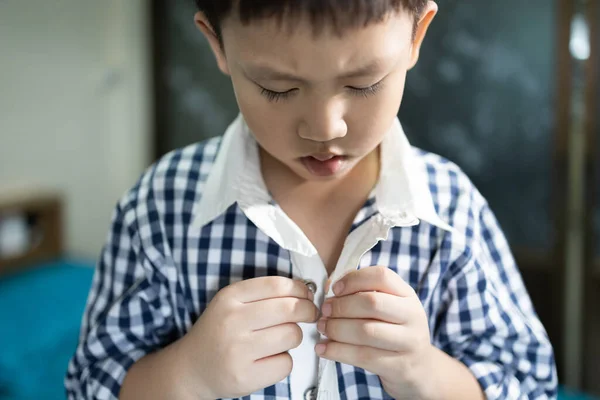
300, 154, 348, 177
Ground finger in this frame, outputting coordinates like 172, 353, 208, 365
317, 318, 411, 352
229, 276, 315, 303
251, 352, 293, 393
332, 266, 415, 298
251, 323, 304, 359
245, 297, 319, 330
315, 340, 395, 377
322, 291, 415, 324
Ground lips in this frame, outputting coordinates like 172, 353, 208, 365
310, 153, 339, 162
300, 154, 347, 177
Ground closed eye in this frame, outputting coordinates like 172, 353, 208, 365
258, 80, 384, 102
260, 87, 297, 102
347, 80, 384, 98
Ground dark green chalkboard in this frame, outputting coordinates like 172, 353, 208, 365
399, 0, 557, 250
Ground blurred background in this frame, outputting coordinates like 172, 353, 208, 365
0, 0, 598, 399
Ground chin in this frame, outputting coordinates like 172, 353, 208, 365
299, 171, 349, 182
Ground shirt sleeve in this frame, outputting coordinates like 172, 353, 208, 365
65, 199, 176, 399
433, 201, 558, 399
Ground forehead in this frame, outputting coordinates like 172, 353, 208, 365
220, 12, 413, 75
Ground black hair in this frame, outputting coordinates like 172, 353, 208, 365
195, 0, 428, 40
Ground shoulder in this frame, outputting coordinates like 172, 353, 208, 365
413, 147, 487, 223
411, 148, 497, 258
412, 148, 518, 281
115, 136, 223, 235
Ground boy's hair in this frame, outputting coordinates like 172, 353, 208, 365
195, 0, 427, 41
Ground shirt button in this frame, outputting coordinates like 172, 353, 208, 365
304, 386, 318, 400
304, 280, 317, 294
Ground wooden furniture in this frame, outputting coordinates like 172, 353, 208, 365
0, 189, 96, 400
0, 189, 64, 276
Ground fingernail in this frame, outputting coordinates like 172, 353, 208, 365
308, 290, 314, 301
317, 318, 327, 335
315, 343, 326, 355
321, 302, 331, 317
333, 281, 344, 295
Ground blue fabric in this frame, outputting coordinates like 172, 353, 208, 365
0, 259, 94, 400
559, 387, 600, 400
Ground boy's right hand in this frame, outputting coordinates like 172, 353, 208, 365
177, 276, 319, 400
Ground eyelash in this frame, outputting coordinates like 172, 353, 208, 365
259, 81, 384, 103
347, 81, 384, 98
260, 88, 296, 103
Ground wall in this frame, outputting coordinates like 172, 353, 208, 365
0, 0, 152, 259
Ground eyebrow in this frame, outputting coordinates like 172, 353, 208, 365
242, 59, 386, 83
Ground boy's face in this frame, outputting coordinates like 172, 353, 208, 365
197, 4, 436, 182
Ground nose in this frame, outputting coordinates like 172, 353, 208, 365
298, 99, 348, 143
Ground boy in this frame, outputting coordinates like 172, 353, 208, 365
66, 0, 558, 399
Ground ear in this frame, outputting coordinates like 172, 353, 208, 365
408, 1, 438, 70
194, 12, 230, 75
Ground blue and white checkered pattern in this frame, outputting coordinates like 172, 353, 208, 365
66, 132, 557, 399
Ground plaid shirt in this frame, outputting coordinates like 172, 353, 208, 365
66, 115, 557, 400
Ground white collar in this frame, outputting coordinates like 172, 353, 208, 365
191, 114, 453, 254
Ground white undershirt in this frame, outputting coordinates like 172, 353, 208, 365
288, 253, 327, 400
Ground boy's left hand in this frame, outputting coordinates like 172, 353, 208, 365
315, 266, 435, 399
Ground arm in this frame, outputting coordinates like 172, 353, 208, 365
433, 203, 558, 399
421, 346, 485, 400
119, 337, 208, 400
65, 201, 184, 399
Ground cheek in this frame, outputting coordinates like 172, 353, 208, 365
347, 78, 406, 147
231, 77, 265, 123
231, 77, 291, 145
378, 72, 407, 116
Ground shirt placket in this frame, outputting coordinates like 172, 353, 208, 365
314, 214, 397, 400
288, 251, 328, 400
